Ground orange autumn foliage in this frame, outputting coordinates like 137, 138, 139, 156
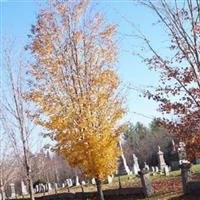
27, 0, 126, 180
141, 0, 200, 158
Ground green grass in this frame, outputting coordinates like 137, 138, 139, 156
19, 164, 200, 199
191, 163, 200, 173
60, 164, 200, 193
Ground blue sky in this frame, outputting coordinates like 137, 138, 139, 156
1, 0, 168, 126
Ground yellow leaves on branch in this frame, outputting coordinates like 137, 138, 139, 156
28, 0, 126, 181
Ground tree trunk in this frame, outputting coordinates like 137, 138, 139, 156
118, 176, 122, 189
0, 180, 6, 200
22, 129, 35, 200
95, 178, 104, 200
28, 177, 35, 200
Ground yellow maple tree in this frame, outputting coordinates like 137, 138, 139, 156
27, 1, 126, 199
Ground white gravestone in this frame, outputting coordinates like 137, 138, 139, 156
151, 166, 155, 172
69, 179, 73, 187
48, 183, 52, 191
0, 179, 6, 200
132, 154, 140, 175
119, 141, 131, 175
42, 184, 45, 192
164, 166, 169, 176
21, 181, 28, 195
66, 179, 73, 187
81, 181, 86, 185
91, 178, 96, 185
107, 175, 113, 184
35, 185, 39, 193
151, 166, 155, 175
144, 162, 150, 171
155, 166, 159, 173
0, 180, 6, 200
69, 178, 73, 187
75, 176, 80, 186
10, 183, 16, 198
0, 186, 5, 200
158, 146, 167, 171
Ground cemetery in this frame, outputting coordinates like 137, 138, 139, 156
4, 164, 200, 200
1, 0, 200, 199
2, 142, 200, 200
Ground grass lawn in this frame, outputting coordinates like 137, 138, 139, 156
20, 164, 200, 199
63, 164, 200, 199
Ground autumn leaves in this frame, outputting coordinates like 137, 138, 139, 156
28, 0, 125, 186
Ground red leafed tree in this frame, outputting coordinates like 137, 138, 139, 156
140, 0, 200, 159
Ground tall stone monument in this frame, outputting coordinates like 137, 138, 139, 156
178, 142, 187, 164
132, 154, 140, 175
118, 141, 131, 175
157, 146, 167, 171
75, 176, 80, 186
169, 139, 179, 170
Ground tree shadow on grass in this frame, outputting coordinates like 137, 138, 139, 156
169, 195, 200, 200
75, 187, 145, 200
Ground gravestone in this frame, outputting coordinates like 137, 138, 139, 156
178, 142, 187, 164
91, 178, 96, 185
118, 141, 131, 175
81, 181, 86, 185
35, 185, 39, 193
164, 166, 169, 176
151, 167, 155, 176
139, 170, 154, 197
75, 176, 80, 186
69, 179, 73, 187
21, 180, 28, 195
107, 175, 113, 184
0, 191, 6, 200
157, 146, 167, 171
54, 183, 58, 190
38, 184, 45, 193
10, 183, 16, 198
180, 162, 191, 194
66, 179, 72, 187
47, 183, 52, 191
132, 154, 140, 175
169, 140, 179, 170
45, 184, 48, 192
0, 180, 5, 200
0, 190, 5, 200
151, 166, 155, 172
144, 162, 150, 171
180, 160, 200, 195
155, 166, 159, 173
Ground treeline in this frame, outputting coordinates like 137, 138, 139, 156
122, 120, 174, 168
2, 150, 78, 196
